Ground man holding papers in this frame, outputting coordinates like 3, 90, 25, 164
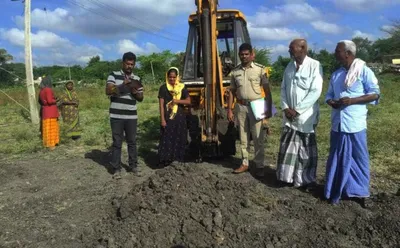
276, 39, 323, 189
227, 43, 272, 177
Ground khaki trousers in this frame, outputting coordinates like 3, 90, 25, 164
235, 103, 265, 168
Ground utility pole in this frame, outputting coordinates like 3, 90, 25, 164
25, 0, 39, 124
68, 64, 71, 80
313, 42, 317, 53
19, 0, 39, 124
150, 61, 156, 84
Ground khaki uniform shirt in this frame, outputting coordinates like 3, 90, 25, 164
230, 62, 268, 101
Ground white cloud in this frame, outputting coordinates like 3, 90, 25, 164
112, 0, 193, 15
332, 0, 400, 12
381, 25, 395, 33
36, 44, 103, 65
0, 28, 71, 48
118, 40, 144, 55
270, 44, 289, 60
15, 8, 135, 39
270, 44, 289, 54
255, 43, 290, 62
379, 15, 386, 21
248, 2, 344, 37
352, 30, 376, 40
14, 0, 192, 39
311, 21, 342, 34
250, 3, 321, 27
0, 28, 103, 65
103, 44, 114, 52
117, 39, 160, 55
325, 39, 335, 45
76, 55, 102, 64
144, 43, 162, 54
249, 24, 305, 41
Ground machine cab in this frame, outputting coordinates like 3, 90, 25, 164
182, 10, 251, 83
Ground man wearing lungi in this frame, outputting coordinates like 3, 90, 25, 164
325, 40, 380, 206
276, 39, 323, 189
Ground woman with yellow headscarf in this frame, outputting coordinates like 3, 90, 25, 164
158, 67, 191, 166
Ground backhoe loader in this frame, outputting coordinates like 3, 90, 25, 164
181, 0, 252, 161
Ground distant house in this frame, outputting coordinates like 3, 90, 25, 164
367, 63, 383, 74
390, 58, 400, 73
33, 76, 42, 86
368, 58, 400, 74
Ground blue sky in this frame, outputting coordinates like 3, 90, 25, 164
0, 0, 399, 66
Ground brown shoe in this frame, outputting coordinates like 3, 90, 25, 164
233, 164, 249, 174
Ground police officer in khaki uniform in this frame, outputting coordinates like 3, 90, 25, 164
227, 43, 272, 177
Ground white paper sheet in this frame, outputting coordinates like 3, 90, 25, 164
250, 98, 277, 121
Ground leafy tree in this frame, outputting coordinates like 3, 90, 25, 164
372, 37, 400, 63
381, 19, 400, 38
314, 49, 339, 76
269, 56, 291, 84
69, 65, 84, 81
253, 48, 271, 66
307, 49, 317, 59
373, 19, 400, 62
137, 50, 176, 83
2, 31, 399, 88
169, 52, 185, 74
84, 61, 120, 81
34, 65, 67, 81
269, 48, 338, 84
0, 63, 25, 87
87, 56, 101, 67
0, 48, 13, 65
0, 48, 16, 86
352, 37, 374, 62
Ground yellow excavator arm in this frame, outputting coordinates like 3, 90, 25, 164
183, 0, 251, 159
195, 0, 220, 143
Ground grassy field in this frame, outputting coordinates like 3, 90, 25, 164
0, 74, 399, 187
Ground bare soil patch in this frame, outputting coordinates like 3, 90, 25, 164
0, 155, 399, 248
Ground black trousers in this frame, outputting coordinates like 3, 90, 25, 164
110, 118, 137, 169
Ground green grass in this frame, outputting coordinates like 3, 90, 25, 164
0, 75, 399, 186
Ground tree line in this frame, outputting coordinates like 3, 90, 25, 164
269, 24, 400, 83
1, 20, 399, 87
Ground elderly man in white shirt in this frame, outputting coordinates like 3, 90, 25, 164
276, 39, 323, 189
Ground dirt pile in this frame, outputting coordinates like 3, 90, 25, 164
82, 164, 400, 248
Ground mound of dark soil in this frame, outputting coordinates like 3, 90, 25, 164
82, 164, 400, 248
